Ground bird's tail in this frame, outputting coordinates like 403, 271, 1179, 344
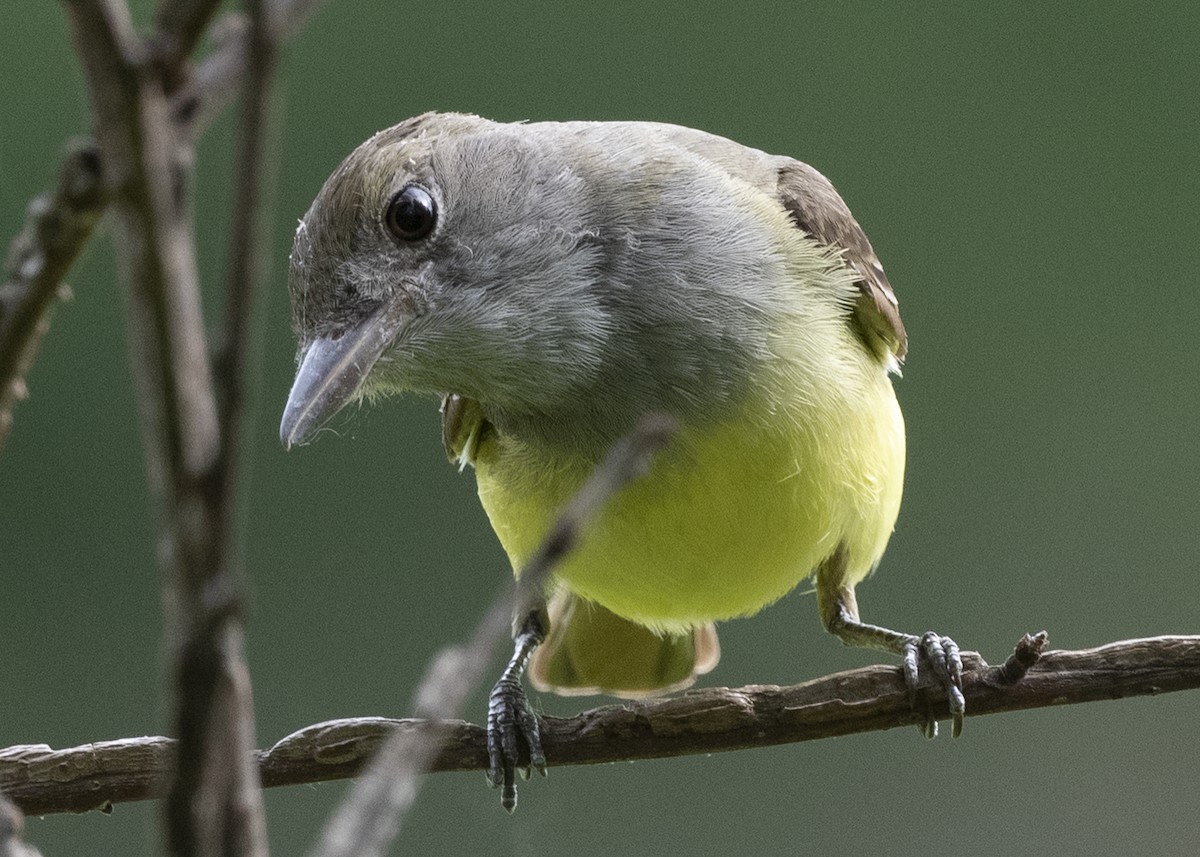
529, 591, 719, 699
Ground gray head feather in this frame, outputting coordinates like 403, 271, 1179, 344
288, 112, 870, 454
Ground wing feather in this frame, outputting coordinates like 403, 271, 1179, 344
775, 162, 907, 361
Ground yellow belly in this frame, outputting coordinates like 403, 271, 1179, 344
474, 371, 905, 633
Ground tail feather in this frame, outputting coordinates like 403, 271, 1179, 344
530, 591, 719, 699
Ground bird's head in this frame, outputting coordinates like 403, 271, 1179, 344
280, 112, 613, 448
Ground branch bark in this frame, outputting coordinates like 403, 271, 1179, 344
0, 0, 318, 452
3, 634, 1197, 818
153, 0, 223, 81
211, 0, 274, 525
0, 142, 107, 451
59, 0, 291, 854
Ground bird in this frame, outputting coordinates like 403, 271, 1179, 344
279, 111, 964, 811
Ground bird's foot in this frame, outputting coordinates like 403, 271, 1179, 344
902, 631, 965, 738
486, 673, 546, 812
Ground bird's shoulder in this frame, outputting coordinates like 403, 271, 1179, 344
772, 159, 907, 362
627, 124, 908, 363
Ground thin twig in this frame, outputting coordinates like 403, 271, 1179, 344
0, 142, 106, 452
172, 0, 329, 137
65, 0, 268, 854
2, 634, 1198, 818
169, 11, 250, 138
162, 2, 281, 847
1, 0, 146, 452
5, 0, 322, 852
152, 0, 224, 87
210, 0, 277, 588
308, 414, 678, 857
67, 0, 219, 479
0, 0, 327, 453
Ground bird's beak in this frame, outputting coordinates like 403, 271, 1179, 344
280, 301, 414, 448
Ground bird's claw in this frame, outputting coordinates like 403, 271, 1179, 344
486, 674, 546, 812
902, 631, 965, 739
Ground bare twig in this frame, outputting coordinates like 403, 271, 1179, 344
0, 142, 107, 451
64, 0, 270, 854
3, 634, 1198, 818
152, 0, 223, 85
169, 11, 250, 138
162, 2, 281, 849
211, 0, 276, 595
5, 0, 321, 853
0, 0, 326, 453
173, 0, 328, 138
310, 414, 678, 857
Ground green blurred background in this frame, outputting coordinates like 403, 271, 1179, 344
3, 2, 1198, 855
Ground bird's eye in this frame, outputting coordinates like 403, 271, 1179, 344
385, 185, 437, 242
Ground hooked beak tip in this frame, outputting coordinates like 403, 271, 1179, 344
279, 396, 317, 449
278, 302, 412, 451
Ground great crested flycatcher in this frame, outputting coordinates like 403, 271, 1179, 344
280, 113, 964, 810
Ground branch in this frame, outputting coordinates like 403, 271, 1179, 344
3, 634, 1198, 818
63, 0, 272, 853
153, 0, 223, 81
173, 0, 330, 141
0, 142, 107, 451
160, 5, 281, 851
210, 0, 275, 535
0, 0, 323, 452
6, 0, 321, 852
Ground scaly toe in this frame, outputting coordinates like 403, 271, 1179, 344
487, 676, 545, 811
903, 631, 966, 738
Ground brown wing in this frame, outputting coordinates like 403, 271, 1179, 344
775, 161, 907, 361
